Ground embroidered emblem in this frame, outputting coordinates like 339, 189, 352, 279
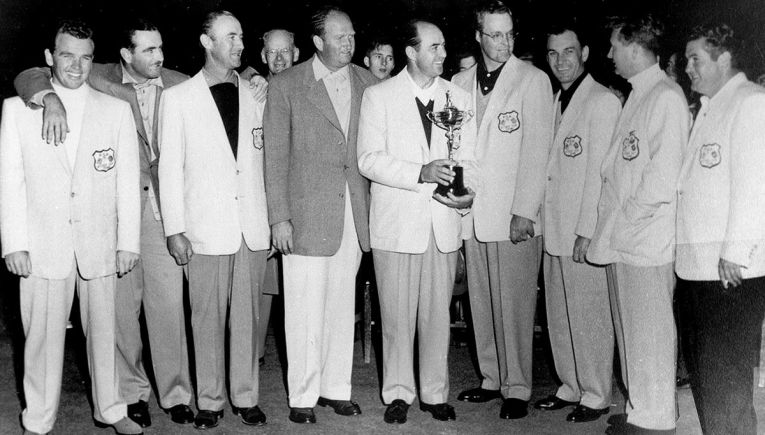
252, 127, 264, 150
498, 111, 520, 133
621, 131, 639, 161
699, 143, 721, 168
563, 135, 583, 158
92, 148, 116, 172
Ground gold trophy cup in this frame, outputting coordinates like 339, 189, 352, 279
426, 91, 473, 196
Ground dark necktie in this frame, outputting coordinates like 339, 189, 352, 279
415, 97, 434, 147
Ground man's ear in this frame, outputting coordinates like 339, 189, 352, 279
292, 47, 300, 63
261, 48, 267, 65
119, 47, 133, 65
312, 35, 324, 53
581, 45, 590, 63
405, 46, 417, 62
717, 50, 732, 71
363, 56, 370, 68
45, 48, 54, 67
200, 33, 213, 50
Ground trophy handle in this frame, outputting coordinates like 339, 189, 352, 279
426, 112, 436, 124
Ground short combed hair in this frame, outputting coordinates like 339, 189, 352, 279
311, 5, 347, 39
120, 17, 159, 51
365, 36, 394, 57
688, 23, 742, 68
545, 17, 588, 48
262, 29, 295, 47
402, 19, 429, 51
608, 14, 664, 55
474, 0, 512, 32
51, 19, 93, 51
201, 10, 236, 38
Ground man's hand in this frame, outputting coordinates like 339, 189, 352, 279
248, 74, 269, 103
509, 215, 535, 244
420, 159, 456, 186
41, 93, 69, 146
5, 251, 31, 278
572, 236, 591, 263
267, 246, 278, 259
434, 188, 475, 209
718, 258, 743, 289
116, 251, 139, 277
167, 233, 194, 266
271, 221, 294, 255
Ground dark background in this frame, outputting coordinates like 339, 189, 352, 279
0, 0, 763, 101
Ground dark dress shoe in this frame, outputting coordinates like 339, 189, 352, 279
127, 400, 151, 428
456, 387, 502, 403
317, 397, 362, 416
500, 398, 529, 419
233, 405, 266, 426
419, 402, 456, 421
259, 357, 265, 367
607, 413, 628, 426
384, 399, 409, 424
165, 404, 195, 424
289, 407, 316, 424
675, 376, 690, 388
533, 395, 579, 411
566, 405, 609, 422
193, 409, 223, 429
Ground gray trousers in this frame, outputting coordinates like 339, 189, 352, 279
464, 235, 541, 400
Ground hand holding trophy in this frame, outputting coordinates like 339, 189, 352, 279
426, 90, 474, 197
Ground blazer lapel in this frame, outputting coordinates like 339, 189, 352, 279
555, 74, 593, 142
394, 72, 430, 157
304, 60, 344, 135
191, 71, 238, 168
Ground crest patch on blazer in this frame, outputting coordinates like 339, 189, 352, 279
621, 131, 639, 161
498, 111, 520, 134
699, 143, 721, 168
252, 127, 264, 150
92, 148, 116, 172
563, 135, 583, 158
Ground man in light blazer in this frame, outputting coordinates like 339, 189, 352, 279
358, 19, 477, 425
537, 21, 619, 423
0, 20, 141, 435
587, 14, 689, 434
13, 18, 194, 427
452, 0, 554, 420
158, 10, 270, 429
676, 23, 765, 435
263, 6, 377, 424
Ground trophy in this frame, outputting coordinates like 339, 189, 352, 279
426, 91, 474, 197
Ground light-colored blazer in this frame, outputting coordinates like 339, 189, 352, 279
358, 70, 477, 254
0, 86, 140, 279
543, 74, 621, 257
158, 71, 270, 255
676, 73, 765, 280
587, 65, 689, 267
13, 64, 189, 213
452, 56, 554, 242
263, 57, 377, 256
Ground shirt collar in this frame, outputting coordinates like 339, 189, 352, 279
51, 80, 89, 100
121, 63, 164, 88
312, 54, 350, 82
699, 72, 747, 110
627, 63, 664, 96
558, 71, 588, 114
202, 67, 238, 87
476, 56, 508, 95
403, 68, 439, 102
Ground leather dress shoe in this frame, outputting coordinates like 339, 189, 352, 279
456, 387, 502, 403
384, 399, 409, 424
500, 398, 529, 419
566, 404, 609, 422
233, 405, 266, 426
317, 397, 362, 416
419, 402, 456, 421
165, 404, 194, 424
109, 417, 144, 435
193, 409, 223, 429
533, 394, 579, 411
127, 400, 151, 428
676, 375, 690, 388
289, 407, 316, 424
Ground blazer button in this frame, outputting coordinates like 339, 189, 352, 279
143, 186, 149, 191
339, 193, 344, 198
70, 192, 76, 197
547, 176, 552, 181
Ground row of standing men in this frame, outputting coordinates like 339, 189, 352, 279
3, 2, 765, 435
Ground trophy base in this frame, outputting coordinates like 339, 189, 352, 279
435, 165, 468, 197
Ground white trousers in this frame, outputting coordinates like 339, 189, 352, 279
282, 189, 362, 407
20, 266, 125, 434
